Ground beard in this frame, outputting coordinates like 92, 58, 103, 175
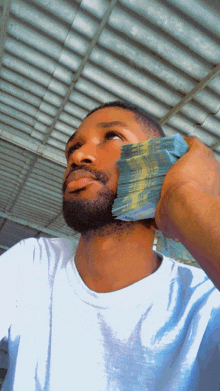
62, 186, 118, 236
62, 166, 157, 238
63, 189, 157, 238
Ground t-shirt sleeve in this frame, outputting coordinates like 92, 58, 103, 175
197, 305, 220, 390
0, 239, 36, 346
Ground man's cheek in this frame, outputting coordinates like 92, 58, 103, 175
105, 166, 119, 189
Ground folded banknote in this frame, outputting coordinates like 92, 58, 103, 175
112, 133, 189, 221
116, 150, 177, 184
119, 133, 188, 159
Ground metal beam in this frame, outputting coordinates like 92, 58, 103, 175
0, 0, 119, 176
0, 128, 66, 166
211, 140, 220, 149
6, 155, 38, 212
42, 211, 63, 229
0, 131, 65, 212
0, 217, 7, 233
0, 211, 80, 238
34, 211, 63, 237
42, 0, 118, 145
159, 64, 220, 126
0, 0, 12, 72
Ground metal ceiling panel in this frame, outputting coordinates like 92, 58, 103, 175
120, 0, 220, 63
0, 219, 38, 247
0, 0, 219, 263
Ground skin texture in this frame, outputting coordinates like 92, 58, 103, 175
155, 137, 220, 289
63, 107, 220, 292
63, 107, 161, 293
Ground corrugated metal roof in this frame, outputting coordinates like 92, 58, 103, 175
0, 0, 219, 262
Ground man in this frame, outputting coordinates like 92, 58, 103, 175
0, 101, 219, 390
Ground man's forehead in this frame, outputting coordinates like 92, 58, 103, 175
65, 107, 152, 149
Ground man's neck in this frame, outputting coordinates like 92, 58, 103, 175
74, 222, 161, 293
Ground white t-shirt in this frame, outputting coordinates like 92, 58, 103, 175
0, 237, 219, 391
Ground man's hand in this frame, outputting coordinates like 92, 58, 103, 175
155, 136, 220, 239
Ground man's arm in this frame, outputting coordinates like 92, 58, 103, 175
155, 136, 220, 290
158, 184, 219, 289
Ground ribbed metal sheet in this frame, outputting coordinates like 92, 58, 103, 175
0, 139, 76, 236
0, 0, 219, 261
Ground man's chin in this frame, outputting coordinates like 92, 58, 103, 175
62, 190, 116, 235
63, 195, 158, 237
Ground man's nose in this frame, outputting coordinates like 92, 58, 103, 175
69, 143, 97, 166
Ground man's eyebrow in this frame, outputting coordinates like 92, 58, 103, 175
97, 121, 127, 128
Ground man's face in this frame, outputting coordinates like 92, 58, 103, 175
62, 107, 155, 235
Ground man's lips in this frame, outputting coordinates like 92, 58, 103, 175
65, 170, 98, 192
67, 177, 97, 192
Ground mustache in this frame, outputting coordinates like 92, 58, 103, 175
62, 165, 109, 194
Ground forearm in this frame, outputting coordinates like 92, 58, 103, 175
164, 184, 220, 290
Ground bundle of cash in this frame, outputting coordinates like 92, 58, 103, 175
112, 134, 189, 221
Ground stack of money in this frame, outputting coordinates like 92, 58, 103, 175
112, 134, 189, 221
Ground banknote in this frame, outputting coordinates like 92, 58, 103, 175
119, 133, 188, 159
117, 150, 177, 183
113, 185, 162, 216
116, 175, 165, 197
112, 134, 189, 221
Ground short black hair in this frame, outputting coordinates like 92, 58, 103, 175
85, 100, 165, 138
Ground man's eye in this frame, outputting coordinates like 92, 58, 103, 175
105, 131, 123, 140
67, 143, 81, 157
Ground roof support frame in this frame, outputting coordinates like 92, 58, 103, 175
0, 211, 80, 238
159, 64, 220, 126
5, 155, 38, 213
0, 0, 119, 215
0, 128, 66, 166
42, 0, 119, 145
0, 217, 7, 233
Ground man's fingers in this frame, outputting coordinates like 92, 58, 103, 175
183, 136, 216, 160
